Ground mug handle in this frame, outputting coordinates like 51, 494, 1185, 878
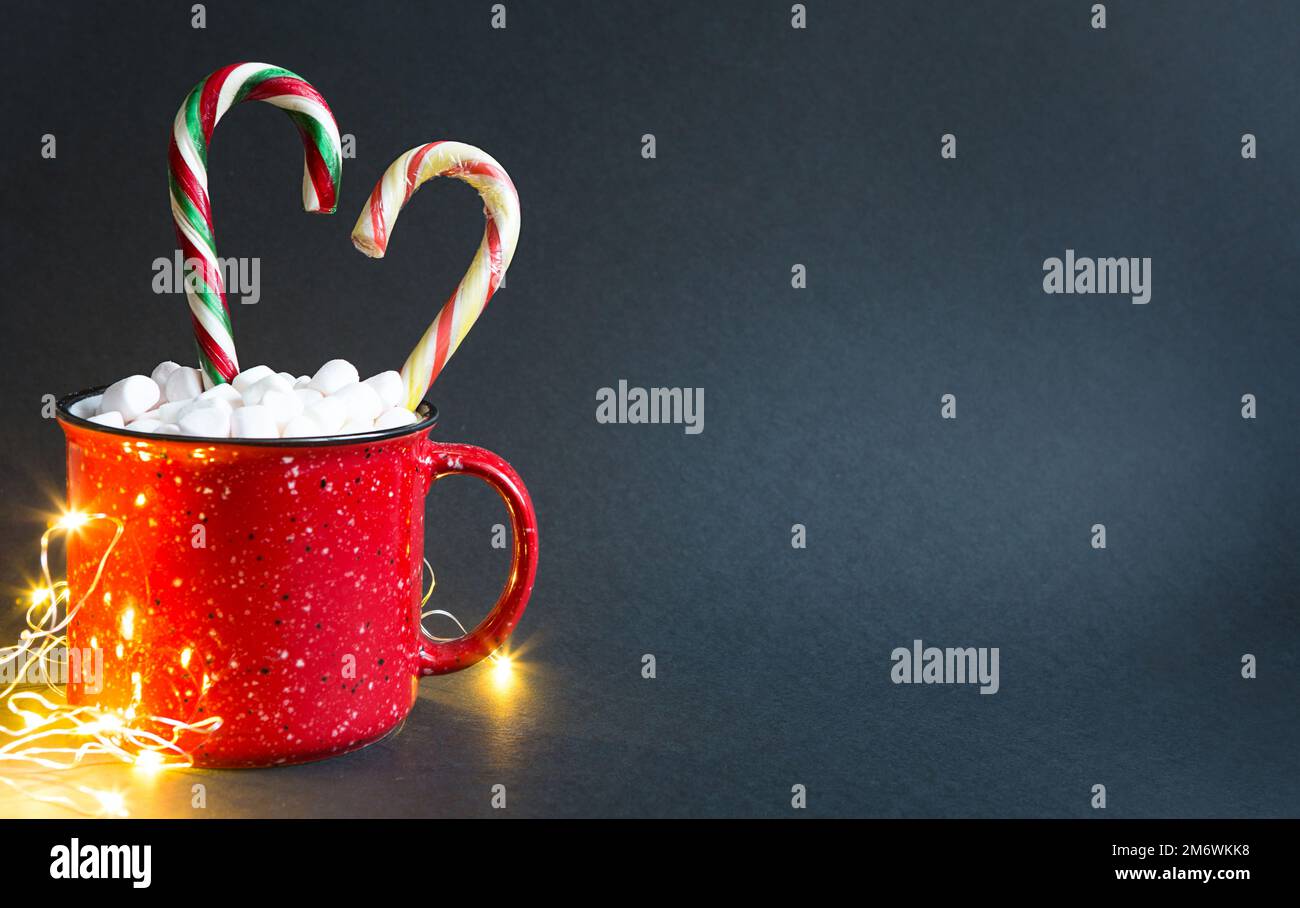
417, 441, 539, 676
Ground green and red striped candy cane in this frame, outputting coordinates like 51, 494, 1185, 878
169, 62, 343, 384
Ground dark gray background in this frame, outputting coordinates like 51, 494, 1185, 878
0, 0, 1296, 817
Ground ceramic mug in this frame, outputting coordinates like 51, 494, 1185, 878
56, 388, 538, 767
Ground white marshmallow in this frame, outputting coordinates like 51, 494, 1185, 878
260, 389, 304, 429
307, 359, 359, 395
242, 373, 294, 407
155, 400, 187, 423
179, 406, 231, 438
152, 361, 185, 400
150, 361, 182, 389
164, 367, 204, 403
68, 394, 103, 419
281, 414, 324, 438
231, 365, 275, 394
304, 397, 347, 434
231, 405, 280, 439
294, 375, 312, 388
156, 424, 181, 435
88, 411, 125, 428
201, 370, 214, 391
101, 375, 161, 422
128, 417, 163, 433
177, 396, 234, 423
340, 416, 374, 434
362, 371, 405, 409
293, 388, 324, 408
374, 407, 419, 430
198, 383, 243, 407
333, 382, 384, 423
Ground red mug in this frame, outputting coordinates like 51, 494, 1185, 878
56, 388, 538, 767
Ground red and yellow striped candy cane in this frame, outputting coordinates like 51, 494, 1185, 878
351, 142, 520, 409
169, 62, 343, 384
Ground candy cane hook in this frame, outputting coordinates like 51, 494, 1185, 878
351, 141, 520, 409
169, 62, 343, 384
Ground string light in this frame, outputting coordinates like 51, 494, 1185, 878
2, 509, 501, 817
0, 510, 221, 816
419, 560, 514, 675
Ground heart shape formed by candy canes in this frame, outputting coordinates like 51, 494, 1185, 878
350, 142, 521, 410
169, 63, 343, 385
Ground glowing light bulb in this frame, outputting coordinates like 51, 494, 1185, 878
56, 510, 89, 531
490, 654, 514, 689
134, 751, 165, 773
133, 493, 147, 507
29, 587, 52, 606
91, 789, 127, 816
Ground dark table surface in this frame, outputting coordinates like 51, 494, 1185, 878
0, 0, 1296, 817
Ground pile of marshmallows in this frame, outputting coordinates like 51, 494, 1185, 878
68, 360, 420, 439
